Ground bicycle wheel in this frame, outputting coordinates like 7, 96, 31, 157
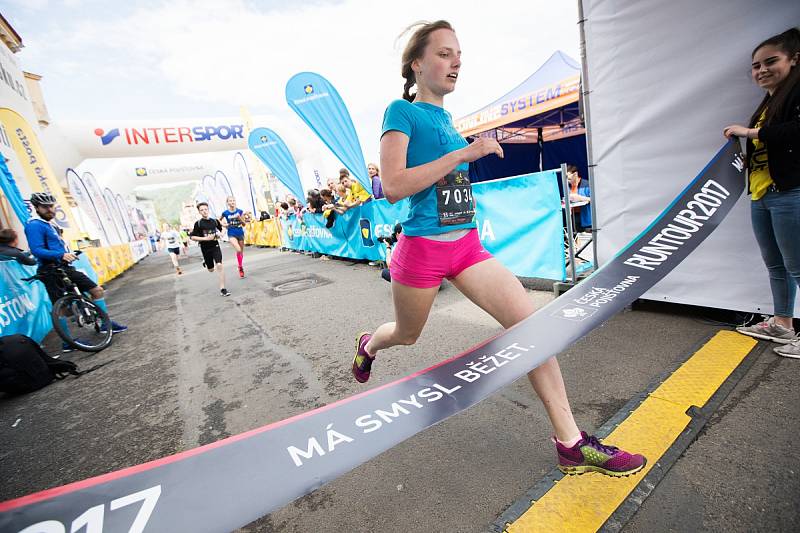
51, 295, 113, 352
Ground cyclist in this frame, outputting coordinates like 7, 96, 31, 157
24, 192, 128, 352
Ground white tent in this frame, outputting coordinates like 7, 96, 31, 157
580, 0, 800, 315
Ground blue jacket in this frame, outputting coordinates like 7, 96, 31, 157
24, 218, 68, 265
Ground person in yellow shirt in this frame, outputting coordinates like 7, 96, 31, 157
339, 168, 372, 204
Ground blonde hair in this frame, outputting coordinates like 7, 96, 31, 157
368, 163, 380, 174
399, 20, 454, 102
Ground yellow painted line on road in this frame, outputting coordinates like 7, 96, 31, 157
506, 330, 757, 533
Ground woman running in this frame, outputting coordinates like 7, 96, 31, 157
220, 196, 248, 278
351, 20, 645, 477
725, 28, 800, 357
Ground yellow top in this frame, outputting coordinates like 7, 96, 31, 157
749, 108, 773, 200
348, 181, 372, 203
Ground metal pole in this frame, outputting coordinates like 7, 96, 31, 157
578, 0, 599, 270
538, 127, 544, 172
561, 163, 576, 282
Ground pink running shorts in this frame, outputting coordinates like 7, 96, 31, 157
389, 228, 492, 288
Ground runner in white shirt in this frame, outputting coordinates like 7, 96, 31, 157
160, 224, 183, 275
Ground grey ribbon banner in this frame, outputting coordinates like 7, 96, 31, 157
0, 140, 745, 533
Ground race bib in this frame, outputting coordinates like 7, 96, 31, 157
228, 214, 243, 228
436, 170, 475, 226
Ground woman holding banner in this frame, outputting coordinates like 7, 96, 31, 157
725, 28, 800, 358
352, 20, 645, 477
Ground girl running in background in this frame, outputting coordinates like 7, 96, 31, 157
351, 20, 646, 477
220, 196, 248, 278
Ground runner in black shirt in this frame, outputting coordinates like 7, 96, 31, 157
191, 202, 230, 297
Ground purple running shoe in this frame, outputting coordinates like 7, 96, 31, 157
352, 332, 374, 383
556, 432, 646, 477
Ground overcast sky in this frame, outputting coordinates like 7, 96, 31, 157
5, 0, 580, 171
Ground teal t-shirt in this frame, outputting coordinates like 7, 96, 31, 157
381, 99, 476, 236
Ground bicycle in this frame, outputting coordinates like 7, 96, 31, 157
23, 260, 113, 352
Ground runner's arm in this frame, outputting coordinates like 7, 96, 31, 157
379, 132, 502, 203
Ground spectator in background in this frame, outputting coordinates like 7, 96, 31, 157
320, 189, 338, 229
326, 179, 341, 202
0, 228, 37, 266
288, 197, 300, 215
335, 184, 353, 212
339, 168, 372, 204
306, 189, 325, 214
566, 164, 591, 232
368, 163, 384, 199
320, 189, 335, 208
566, 165, 590, 206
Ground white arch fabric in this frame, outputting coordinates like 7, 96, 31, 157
581, 0, 800, 314
66, 169, 109, 246
115, 193, 138, 241
104, 188, 132, 243
81, 172, 125, 245
200, 174, 227, 218
60, 118, 250, 159
232, 152, 258, 214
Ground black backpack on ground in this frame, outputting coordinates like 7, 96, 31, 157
0, 334, 81, 395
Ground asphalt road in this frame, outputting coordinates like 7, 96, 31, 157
1, 245, 797, 532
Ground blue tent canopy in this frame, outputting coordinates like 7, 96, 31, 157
455, 51, 590, 227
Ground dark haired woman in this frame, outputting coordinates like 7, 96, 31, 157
725, 28, 800, 358
352, 20, 645, 476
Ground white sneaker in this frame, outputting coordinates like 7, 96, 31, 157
736, 317, 795, 344
774, 337, 800, 359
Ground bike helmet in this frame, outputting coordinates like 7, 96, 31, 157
30, 192, 57, 206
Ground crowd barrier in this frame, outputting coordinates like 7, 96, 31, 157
275, 170, 566, 280
83, 240, 150, 285
244, 218, 282, 247
0, 240, 151, 341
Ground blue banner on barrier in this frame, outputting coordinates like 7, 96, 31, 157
278, 171, 565, 279
0, 252, 100, 342
0, 261, 53, 342
0, 158, 30, 225
473, 170, 566, 280
279, 199, 410, 261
